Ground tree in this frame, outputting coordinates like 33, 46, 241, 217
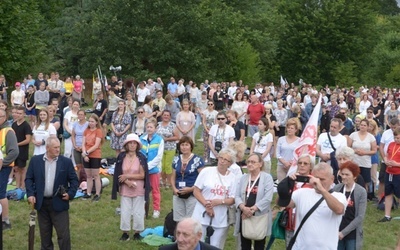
0, 1, 47, 81
277, 0, 378, 85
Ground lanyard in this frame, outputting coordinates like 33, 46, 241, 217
342, 183, 355, 203
246, 173, 260, 199
390, 144, 400, 160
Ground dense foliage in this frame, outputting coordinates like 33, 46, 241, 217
1, 0, 400, 86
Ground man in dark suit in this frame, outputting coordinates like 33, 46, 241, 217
159, 218, 220, 250
25, 137, 78, 250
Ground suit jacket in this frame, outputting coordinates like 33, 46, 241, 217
25, 154, 79, 212
159, 241, 221, 250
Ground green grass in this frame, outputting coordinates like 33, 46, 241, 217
3, 127, 400, 249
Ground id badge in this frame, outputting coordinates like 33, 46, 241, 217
178, 182, 186, 188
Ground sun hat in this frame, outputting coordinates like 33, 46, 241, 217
123, 133, 142, 148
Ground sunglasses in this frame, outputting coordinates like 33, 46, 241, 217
208, 103, 214, 106
137, 111, 144, 113
217, 118, 226, 120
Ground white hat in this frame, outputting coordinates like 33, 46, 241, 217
123, 133, 142, 148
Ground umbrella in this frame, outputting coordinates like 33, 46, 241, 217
202, 211, 214, 244
28, 203, 36, 250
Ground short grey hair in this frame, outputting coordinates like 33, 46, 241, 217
46, 136, 59, 147
298, 154, 314, 169
312, 162, 333, 175
218, 148, 237, 163
179, 218, 202, 235
335, 146, 354, 160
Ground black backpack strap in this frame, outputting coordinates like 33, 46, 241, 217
327, 132, 336, 151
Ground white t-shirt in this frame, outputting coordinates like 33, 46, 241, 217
227, 86, 237, 99
381, 129, 394, 156
252, 132, 274, 162
136, 88, 150, 102
349, 132, 376, 168
231, 101, 248, 122
11, 90, 25, 105
177, 85, 186, 95
33, 123, 57, 155
208, 125, 235, 159
359, 100, 371, 114
292, 188, 347, 250
192, 167, 236, 228
317, 132, 347, 164
64, 111, 78, 131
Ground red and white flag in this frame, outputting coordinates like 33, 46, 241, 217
287, 94, 322, 176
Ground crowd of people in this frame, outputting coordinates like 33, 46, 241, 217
0, 72, 399, 249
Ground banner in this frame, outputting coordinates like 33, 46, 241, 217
287, 94, 322, 176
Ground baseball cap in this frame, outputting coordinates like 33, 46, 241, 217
277, 177, 295, 207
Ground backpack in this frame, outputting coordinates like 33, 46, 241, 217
7, 188, 26, 201
377, 195, 399, 210
163, 210, 177, 240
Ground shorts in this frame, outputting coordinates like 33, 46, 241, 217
14, 158, 27, 168
384, 173, 400, 198
379, 162, 387, 183
26, 108, 36, 116
0, 167, 12, 199
73, 149, 83, 165
359, 167, 371, 183
83, 158, 101, 169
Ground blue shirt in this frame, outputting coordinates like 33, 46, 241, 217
168, 82, 178, 95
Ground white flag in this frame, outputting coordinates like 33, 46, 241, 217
280, 75, 286, 88
287, 94, 322, 176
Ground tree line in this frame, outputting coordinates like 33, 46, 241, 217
1, 0, 400, 87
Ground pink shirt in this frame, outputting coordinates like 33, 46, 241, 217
73, 80, 83, 93
120, 156, 145, 197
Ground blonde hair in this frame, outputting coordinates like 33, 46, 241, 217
368, 119, 378, 136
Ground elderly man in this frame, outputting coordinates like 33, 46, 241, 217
25, 137, 78, 250
159, 218, 220, 250
280, 163, 347, 249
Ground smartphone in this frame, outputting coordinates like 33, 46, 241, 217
296, 175, 310, 183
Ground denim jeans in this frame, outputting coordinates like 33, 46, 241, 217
338, 238, 356, 250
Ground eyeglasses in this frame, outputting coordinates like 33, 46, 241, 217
218, 157, 232, 163
208, 104, 214, 106
246, 160, 260, 165
298, 161, 310, 166
217, 118, 226, 120
137, 111, 144, 114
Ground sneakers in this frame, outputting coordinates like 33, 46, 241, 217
92, 195, 100, 202
197, 138, 204, 142
378, 216, 392, 222
133, 233, 143, 241
82, 194, 91, 200
119, 233, 130, 241
153, 210, 160, 219
2, 221, 11, 231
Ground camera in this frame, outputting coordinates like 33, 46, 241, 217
296, 176, 310, 183
214, 141, 222, 152
55, 185, 67, 198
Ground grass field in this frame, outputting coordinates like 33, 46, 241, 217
3, 130, 400, 249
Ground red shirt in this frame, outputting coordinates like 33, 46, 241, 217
247, 103, 265, 125
386, 141, 400, 175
